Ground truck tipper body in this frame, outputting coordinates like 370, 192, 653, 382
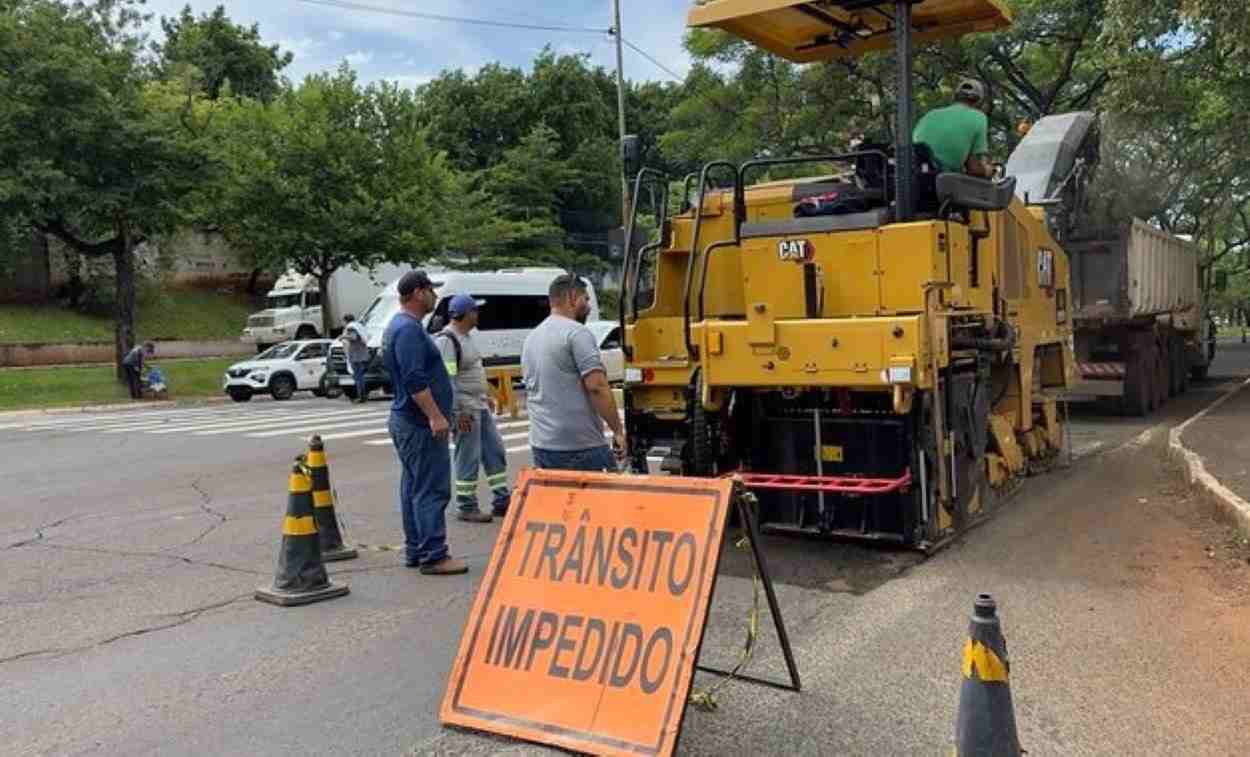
1066, 219, 1212, 413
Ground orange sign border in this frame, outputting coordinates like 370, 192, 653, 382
440, 469, 734, 756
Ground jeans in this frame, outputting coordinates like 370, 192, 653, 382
350, 360, 369, 399
388, 411, 451, 566
532, 445, 618, 473
453, 409, 510, 514
124, 365, 142, 399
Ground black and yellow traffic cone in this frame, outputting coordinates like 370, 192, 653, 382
954, 593, 1021, 756
255, 462, 350, 607
305, 435, 357, 561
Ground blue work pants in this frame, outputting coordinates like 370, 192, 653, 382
388, 411, 451, 566
453, 409, 511, 514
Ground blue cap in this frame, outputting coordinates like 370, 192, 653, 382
449, 294, 485, 318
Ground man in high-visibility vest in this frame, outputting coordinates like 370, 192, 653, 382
436, 294, 511, 523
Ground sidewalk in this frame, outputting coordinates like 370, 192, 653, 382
1173, 378, 1250, 537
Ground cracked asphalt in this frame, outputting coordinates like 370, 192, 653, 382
4, 346, 1250, 755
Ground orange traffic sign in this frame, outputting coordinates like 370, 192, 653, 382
440, 469, 735, 756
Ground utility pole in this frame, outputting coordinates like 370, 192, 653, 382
612, 0, 630, 226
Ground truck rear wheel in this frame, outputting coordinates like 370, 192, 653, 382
295, 326, 317, 341
1123, 350, 1151, 417
1153, 344, 1167, 410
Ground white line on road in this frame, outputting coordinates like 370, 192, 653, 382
186, 409, 387, 436
82, 407, 302, 433
13, 403, 271, 430
244, 416, 400, 438
130, 407, 375, 435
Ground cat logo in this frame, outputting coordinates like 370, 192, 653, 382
778, 238, 814, 263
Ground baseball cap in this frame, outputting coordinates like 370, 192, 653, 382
956, 78, 986, 103
396, 270, 442, 297
448, 293, 485, 318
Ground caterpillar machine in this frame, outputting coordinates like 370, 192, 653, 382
619, 0, 1082, 551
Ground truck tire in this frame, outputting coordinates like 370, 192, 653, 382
1123, 351, 1151, 417
687, 372, 718, 477
1167, 337, 1181, 398
1190, 364, 1209, 381
271, 374, 296, 401
295, 325, 317, 341
1151, 344, 1166, 411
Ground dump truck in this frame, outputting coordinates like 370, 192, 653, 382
620, 0, 1073, 551
1005, 111, 1214, 415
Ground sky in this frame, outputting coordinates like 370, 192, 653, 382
139, 0, 696, 88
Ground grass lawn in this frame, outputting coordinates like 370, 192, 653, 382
0, 357, 236, 411
0, 289, 259, 344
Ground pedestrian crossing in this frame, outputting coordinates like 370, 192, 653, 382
1, 399, 619, 457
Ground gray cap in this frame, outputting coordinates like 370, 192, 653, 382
957, 78, 986, 103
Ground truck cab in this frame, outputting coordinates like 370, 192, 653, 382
241, 271, 323, 350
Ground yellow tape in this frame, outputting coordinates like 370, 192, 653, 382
961, 639, 1009, 682
288, 473, 312, 493
283, 515, 317, 536
313, 490, 334, 508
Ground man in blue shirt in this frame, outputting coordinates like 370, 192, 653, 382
383, 270, 466, 575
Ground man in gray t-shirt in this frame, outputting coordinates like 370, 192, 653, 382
521, 274, 625, 472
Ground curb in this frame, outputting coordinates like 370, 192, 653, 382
0, 395, 232, 421
1168, 376, 1250, 538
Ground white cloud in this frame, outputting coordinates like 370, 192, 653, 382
328, 30, 345, 42
385, 73, 436, 90
344, 51, 373, 66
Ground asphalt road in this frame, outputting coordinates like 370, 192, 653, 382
3, 345, 1250, 756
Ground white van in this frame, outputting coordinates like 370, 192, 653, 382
326, 268, 600, 399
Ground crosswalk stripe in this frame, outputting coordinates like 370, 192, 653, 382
86, 407, 302, 433
245, 416, 396, 438
98, 409, 344, 435
13, 404, 266, 430
186, 409, 386, 436
131, 406, 376, 434
315, 426, 391, 441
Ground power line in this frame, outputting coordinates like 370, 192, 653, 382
295, 0, 610, 35
618, 35, 686, 82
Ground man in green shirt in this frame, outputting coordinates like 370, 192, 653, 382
913, 78, 992, 178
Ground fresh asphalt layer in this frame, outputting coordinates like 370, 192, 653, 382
3, 347, 1250, 755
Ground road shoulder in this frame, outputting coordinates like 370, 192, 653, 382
1171, 376, 1250, 537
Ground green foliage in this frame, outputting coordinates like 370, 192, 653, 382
210, 65, 457, 332
0, 289, 257, 343
0, 357, 237, 410
0, 0, 212, 373
153, 4, 293, 102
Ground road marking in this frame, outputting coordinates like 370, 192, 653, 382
139, 408, 376, 435
189, 409, 387, 436
316, 426, 392, 441
245, 416, 403, 438
84, 407, 302, 433
13, 404, 259, 430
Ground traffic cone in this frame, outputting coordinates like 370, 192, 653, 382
255, 462, 350, 607
954, 593, 1022, 757
305, 435, 357, 561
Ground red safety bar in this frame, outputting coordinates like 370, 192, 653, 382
730, 470, 912, 495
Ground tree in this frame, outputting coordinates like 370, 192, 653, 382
154, 4, 293, 102
212, 66, 457, 335
0, 0, 209, 378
